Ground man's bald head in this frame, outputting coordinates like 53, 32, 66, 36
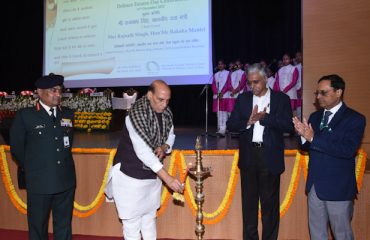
147, 80, 171, 113
148, 80, 171, 94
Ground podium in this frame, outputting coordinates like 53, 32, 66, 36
110, 93, 137, 130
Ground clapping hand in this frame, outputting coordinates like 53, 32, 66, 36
293, 117, 314, 142
247, 105, 266, 126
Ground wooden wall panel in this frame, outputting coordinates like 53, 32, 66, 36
302, 0, 370, 149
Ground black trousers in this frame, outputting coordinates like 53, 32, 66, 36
27, 187, 75, 240
240, 147, 280, 240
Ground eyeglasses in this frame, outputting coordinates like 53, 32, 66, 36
314, 89, 334, 97
247, 80, 262, 86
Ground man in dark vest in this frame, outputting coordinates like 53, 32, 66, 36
105, 80, 184, 240
10, 74, 75, 240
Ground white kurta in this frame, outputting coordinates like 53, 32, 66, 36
109, 163, 162, 219
230, 69, 244, 98
105, 116, 175, 219
267, 76, 276, 90
212, 70, 230, 96
277, 64, 298, 99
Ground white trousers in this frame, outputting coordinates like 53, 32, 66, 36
217, 111, 228, 134
122, 209, 157, 240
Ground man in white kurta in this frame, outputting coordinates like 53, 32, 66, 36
105, 80, 184, 240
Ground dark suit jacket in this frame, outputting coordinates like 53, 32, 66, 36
301, 103, 366, 201
227, 90, 294, 175
10, 103, 76, 194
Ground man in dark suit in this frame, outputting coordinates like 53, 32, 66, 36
227, 63, 294, 240
293, 74, 366, 240
10, 74, 76, 240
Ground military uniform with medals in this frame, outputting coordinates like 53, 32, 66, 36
10, 74, 76, 240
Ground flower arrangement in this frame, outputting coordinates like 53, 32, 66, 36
79, 88, 95, 95
0, 95, 37, 111
61, 94, 112, 113
0, 90, 113, 131
20, 90, 34, 96
74, 112, 112, 132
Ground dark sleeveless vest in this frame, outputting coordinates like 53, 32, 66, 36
113, 113, 164, 180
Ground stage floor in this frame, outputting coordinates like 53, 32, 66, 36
0, 126, 299, 150
68, 126, 298, 150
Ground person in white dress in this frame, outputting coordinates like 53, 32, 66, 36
228, 60, 246, 113
211, 60, 232, 136
274, 54, 299, 115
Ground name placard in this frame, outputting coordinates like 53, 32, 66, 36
62, 93, 73, 98
90, 92, 104, 97
4, 95, 16, 99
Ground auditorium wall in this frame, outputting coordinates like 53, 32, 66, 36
302, 0, 370, 153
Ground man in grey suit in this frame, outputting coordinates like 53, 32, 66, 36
10, 74, 76, 240
293, 74, 366, 240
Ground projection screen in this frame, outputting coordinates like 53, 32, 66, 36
43, 0, 213, 87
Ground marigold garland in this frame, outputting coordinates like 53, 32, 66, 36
278, 150, 300, 217
0, 145, 27, 214
0, 146, 116, 217
156, 151, 178, 217
355, 149, 367, 190
299, 149, 367, 189
0, 145, 368, 224
72, 148, 116, 217
179, 150, 240, 224
300, 151, 309, 181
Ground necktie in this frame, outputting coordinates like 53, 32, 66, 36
49, 108, 56, 122
320, 110, 332, 130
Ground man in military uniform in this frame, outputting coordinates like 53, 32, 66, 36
10, 74, 75, 240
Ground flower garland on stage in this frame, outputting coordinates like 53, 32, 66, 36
0, 145, 27, 214
0, 146, 115, 218
72, 148, 116, 217
157, 151, 177, 217
0, 145, 368, 223
178, 150, 239, 224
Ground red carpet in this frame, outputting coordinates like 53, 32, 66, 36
0, 228, 222, 240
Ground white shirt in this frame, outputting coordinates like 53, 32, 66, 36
325, 101, 342, 124
251, 88, 271, 143
300, 101, 343, 143
39, 100, 56, 118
